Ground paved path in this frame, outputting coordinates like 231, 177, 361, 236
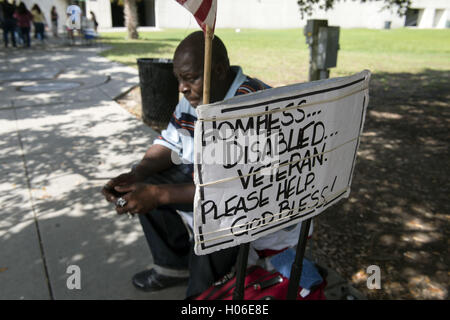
0, 40, 364, 300
0, 42, 186, 299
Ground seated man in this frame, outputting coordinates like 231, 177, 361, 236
102, 31, 308, 298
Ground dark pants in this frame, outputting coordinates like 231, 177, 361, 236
34, 22, 45, 40
20, 27, 31, 47
2, 19, 17, 47
138, 165, 239, 298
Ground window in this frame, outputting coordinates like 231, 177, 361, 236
433, 9, 445, 28
404, 8, 420, 27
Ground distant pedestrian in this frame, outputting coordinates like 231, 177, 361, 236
66, 4, 81, 45
50, 6, 58, 37
0, 2, 4, 32
2, 0, 17, 48
31, 4, 46, 42
14, 2, 33, 48
90, 11, 98, 32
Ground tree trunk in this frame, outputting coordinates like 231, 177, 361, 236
124, 0, 139, 39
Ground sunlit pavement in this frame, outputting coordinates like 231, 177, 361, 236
0, 39, 187, 300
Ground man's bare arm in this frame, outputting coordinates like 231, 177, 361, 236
102, 144, 174, 203
114, 182, 196, 215
157, 183, 196, 206
132, 144, 174, 180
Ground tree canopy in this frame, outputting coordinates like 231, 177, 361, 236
297, 0, 412, 18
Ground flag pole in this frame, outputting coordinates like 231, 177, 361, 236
203, 25, 213, 104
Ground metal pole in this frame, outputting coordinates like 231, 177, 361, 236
309, 45, 319, 81
286, 218, 312, 300
233, 242, 250, 300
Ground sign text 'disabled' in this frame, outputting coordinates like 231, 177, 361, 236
193, 70, 370, 255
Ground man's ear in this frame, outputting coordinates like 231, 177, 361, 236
212, 63, 228, 80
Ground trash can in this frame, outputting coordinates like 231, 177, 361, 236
384, 21, 392, 29
137, 58, 179, 130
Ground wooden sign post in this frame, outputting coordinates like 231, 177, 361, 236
203, 25, 214, 105
201, 24, 250, 301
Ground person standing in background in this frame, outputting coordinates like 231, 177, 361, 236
90, 11, 98, 32
13, 2, 33, 48
2, 0, 17, 48
31, 4, 46, 42
0, 3, 4, 42
50, 6, 58, 37
66, 4, 81, 45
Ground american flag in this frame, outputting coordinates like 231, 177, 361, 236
175, 0, 217, 32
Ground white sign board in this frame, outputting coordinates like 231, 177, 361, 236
193, 70, 370, 255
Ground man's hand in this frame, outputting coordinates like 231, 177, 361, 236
101, 145, 174, 204
101, 171, 139, 203
113, 183, 161, 215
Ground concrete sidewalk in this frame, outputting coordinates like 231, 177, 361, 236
0, 41, 186, 300
0, 41, 364, 300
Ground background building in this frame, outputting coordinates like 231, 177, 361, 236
9, 0, 450, 32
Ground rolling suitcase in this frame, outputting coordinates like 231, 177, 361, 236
194, 264, 326, 300
195, 218, 325, 300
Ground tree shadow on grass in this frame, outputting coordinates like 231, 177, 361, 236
99, 40, 179, 65
312, 69, 450, 299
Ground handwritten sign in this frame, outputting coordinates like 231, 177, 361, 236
193, 70, 370, 255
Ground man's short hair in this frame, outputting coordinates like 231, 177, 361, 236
175, 31, 230, 70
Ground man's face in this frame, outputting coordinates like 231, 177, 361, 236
173, 51, 203, 108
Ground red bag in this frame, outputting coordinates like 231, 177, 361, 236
194, 266, 326, 300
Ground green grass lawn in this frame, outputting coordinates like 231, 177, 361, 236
100, 28, 450, 87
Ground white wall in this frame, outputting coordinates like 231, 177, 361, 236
216, 0, 301, 29
155, 0, 303, 29
154, 0, 450, 30
20, 0, 68, 34
43, 0, 446, 30
86, 0, 112, 28
155, 0, 193, 28
411, 0, 450, 29
309, 1, 406, 29
215, 0, 404, 29
17, 0, 114, 30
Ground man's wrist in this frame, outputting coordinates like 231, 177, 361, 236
154, 183, 196, 206
154, 184, 171, 206
131, 162, 150, 182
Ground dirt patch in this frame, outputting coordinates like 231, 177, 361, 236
116, 69, 449, 299
117, 86, 143, 121
311, 69, 450, 300
116, 86, 173, 132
